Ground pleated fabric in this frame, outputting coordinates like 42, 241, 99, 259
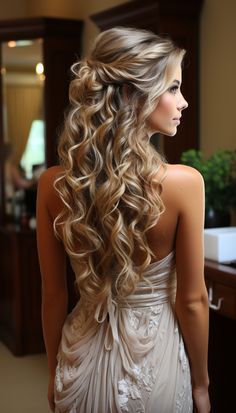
54, 252, 193, 413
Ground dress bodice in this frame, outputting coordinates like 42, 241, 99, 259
116, 251, 176, 308
68, 251, 176, 350
70, 250, 176, 308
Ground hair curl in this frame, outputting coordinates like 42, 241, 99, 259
54, 27, 185, 304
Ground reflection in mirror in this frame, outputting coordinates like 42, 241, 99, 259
1, 39, 45, 223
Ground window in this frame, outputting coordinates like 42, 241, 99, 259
20, 119, 45, 178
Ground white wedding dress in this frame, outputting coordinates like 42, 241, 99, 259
54, 251, 193, 413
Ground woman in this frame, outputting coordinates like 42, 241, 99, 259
37, 27, 210, 413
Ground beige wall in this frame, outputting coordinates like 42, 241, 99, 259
0, 0, 235, 156
0, 0, 26, 19
26, 0, 129, 54
0, 0, 129, 53
200, 0, 236, 156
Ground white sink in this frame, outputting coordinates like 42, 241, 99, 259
204, 227, 236, 263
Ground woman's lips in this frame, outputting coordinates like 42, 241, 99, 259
173, 118, 181, 124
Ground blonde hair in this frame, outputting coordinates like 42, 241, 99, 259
54, 27, 185, 304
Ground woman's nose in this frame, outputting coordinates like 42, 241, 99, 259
179, 94, 188, 111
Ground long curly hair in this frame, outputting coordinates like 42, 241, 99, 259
54, 27, 185, 304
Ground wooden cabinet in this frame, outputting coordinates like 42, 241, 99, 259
0, 225, 44, 355
205, 259, 236, 320
0, 224, 78, 356
205, 260, 236, 412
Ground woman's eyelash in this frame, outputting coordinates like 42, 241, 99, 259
169, 85, 179, 94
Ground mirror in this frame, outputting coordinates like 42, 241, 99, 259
1, 38, 45, 222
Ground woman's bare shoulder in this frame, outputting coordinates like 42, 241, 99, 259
39, 165, 64, 186
165, 163, 203, 181
38, 165, 65, 194
161, 163, 204, 208
163, 163, 204, 190
38, 165, 64, 217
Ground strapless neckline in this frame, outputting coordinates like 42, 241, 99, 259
135, 250, 175, 273
150, 250, 175, 266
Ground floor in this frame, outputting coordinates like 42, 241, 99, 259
0, 341, 51, 413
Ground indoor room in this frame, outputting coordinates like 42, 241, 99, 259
0, 0, 235, 412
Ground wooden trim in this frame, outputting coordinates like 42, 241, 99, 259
0, 17, 83, 40
91, 0, 204, 30
205, 259, 236, 289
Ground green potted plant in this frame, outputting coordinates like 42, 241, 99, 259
181, 149, 236, 227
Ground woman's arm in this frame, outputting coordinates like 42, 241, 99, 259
174, 166, 210, 412
36, 167, 68, 410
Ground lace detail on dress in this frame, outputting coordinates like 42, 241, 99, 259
55, 359, 64, 393
175, 338, 193, 413
128, 305, 163, 335
55, 357, 78, 393
118, 305, 163, 412
118, 361, 157, 412
147, 306, 163, 335
118, 376, 143, 412
178, 337, 188, 372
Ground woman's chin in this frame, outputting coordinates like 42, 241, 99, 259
148, 127, 177, 137
162, 128, 177, 137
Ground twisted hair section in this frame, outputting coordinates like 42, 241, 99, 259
54, 27, 185, 304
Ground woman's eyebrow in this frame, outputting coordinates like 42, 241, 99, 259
172, 80, 181, 85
